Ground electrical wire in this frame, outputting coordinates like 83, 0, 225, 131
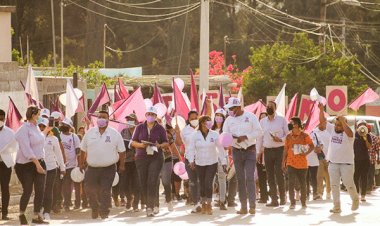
89, 0, 200, 18
67, 0, 200, 23
104, 0, 198, 10
104, 0, 161, 7
105, 32, 160, 53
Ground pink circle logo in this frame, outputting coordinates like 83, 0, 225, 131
328, 89, 346, 112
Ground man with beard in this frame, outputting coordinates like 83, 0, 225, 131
318, 104, 359, 213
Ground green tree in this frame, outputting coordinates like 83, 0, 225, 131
243, 33, 368, 104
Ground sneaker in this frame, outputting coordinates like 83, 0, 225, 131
280, 199, 287, 205
64, 206, 70, 212
191, 204, 202, 213
295, 191, 300, 201
361, 196, 366, 202
289, 204, 296, 209
153, 206, 159, 214
352, 198, 359, 211
326, 193, 331, 200
313, 195, 322, 200
43, 213, 51, 221
91, 209, 99, 219
302, 203, 307, 209
167, 202, 174, 212
113, 197, 120, 207
249, 208, 255, 215
74, 205, 80, 210
258, 199, 268, 204
236, 208, 248, 214
146, 208, 154, 217
266, 201, 279, 207
227, 202, 237, 207
220, 202, 227, 210
31, 215, 49, 224
120, 198, 126, 206
330, 207, 342, 213
19, 214, 28, 225
133, 207, 140, 212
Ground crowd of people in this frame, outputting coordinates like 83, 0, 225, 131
0, 97, 379, 225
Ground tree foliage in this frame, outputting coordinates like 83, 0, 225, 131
243, 33, 368, 103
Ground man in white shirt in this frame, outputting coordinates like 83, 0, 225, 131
223, 97, 263, 215
310, 121, 331, 200
60, 118, 81, 211
318, 104, 359, 213
256, 101, 288, 207
0, 109, 16, 220
80, 111, 126, 219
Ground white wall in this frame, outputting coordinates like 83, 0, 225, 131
0, 12, 12, 62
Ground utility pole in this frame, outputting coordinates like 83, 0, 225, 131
73, 72, 78, 130
26, 35, 29, 65
51, 0, 57, 68
224, 35, 229, 66
60, 0, 64, 77
320, 0, 327, 45
341, 18, 346, 56
103, 24, 107, 68
199, 0, 210, 98
19, 36, 23, 63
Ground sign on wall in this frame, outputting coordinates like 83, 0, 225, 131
326, 86, 347, 116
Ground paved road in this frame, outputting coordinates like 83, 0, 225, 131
1, 189, 379, 225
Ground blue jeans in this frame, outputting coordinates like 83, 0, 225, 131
185, 159, 200, 205
232, 146, 256, 209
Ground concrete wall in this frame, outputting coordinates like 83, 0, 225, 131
0, 10, 13, 62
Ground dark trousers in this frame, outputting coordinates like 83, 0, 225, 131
62, 168, 81, 208
367, 163, 376, 191
264, 147, 286, 203
307, 166, 318, 197
84, 164, 116, 216
52, 169, 63, 209
124, 161, 140, 208
354, 159, 370, 196
256, 162, 268, 201
196, 163, 218, 202
227, 174, 237, 204
288, 166, 307, 204
185, 159, 200, 204
136, 155, 163, 210
15, 161, 46, 213
43, 168, 57, 213
233, 146, 257, 209
0, 162, 12, 216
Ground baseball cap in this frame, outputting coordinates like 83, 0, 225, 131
224, 97, 241, 109
146, 106, 158, 115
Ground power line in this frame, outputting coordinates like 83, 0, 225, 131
104, 0, 198, 10
105, 32, 160, 53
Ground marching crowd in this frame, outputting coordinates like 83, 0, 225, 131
0, 97, 379, 225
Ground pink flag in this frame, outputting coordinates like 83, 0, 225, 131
190, 71, 199, 112
118, 78, 129, 99
111, 87, 146, 122
152, 83, 165, 105
305, 102, 320, 133
244, 100, 266, 118
88, 83, 111, 117
114, 84, 122, 103
76, 95, 85, 113
5, 97, 23, 132
218, 83, 225, 108
349, 88, 379, 111
20, 80, 35, 106
173, 78, 190, 120
286, 93, 298, 122
90, 115, 127, 132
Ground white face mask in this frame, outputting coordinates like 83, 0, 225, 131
190, 120, 199, 128
127, 120, 135, 126
0, 121, 4, 128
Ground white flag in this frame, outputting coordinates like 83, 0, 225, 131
275, 84, 286, 116
65, 79, 80, 119
25, 65, 39, 103
237, 87, 244, 107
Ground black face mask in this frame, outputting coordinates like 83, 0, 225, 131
54, 121, 59, 127
60, 126, 70, 133
267, 107, 274, 116
288, 123, 294, 131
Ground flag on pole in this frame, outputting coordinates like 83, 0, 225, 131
111, 87, 146, 122
285, 93, 298, 122
304, 102, 319, 133
76, 95, 85, 113
118, 78, 129, 99
275, 84, 286, 116
152, 83, 165, 105
114, 84, 122, 102
25, 65, 39, 104
88, 83, 111, 117
237, 87, 244, 107
65, 79, 80, 119
349, 87, 380, 111
173, 78, 190, 120
20, 80, 36, 106
5, 97, 23, 132
244, 100, 267, 118
190, 71, 199, 112
218, 83, 225, 108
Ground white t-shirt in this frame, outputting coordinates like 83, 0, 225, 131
81, 126, 126, 167
223, 111, 263, 149
306, 151, 319, 167
326, 123, 355, 164
61, 133, 81, 169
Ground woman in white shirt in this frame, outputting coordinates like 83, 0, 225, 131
188, 116, 227, 215
38, 119, 65, 221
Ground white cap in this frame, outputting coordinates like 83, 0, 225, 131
146, 106, 158, 115
215, 108, 226, 116
357, 119, 367, 126
51, 111, 62, 120
224, 97, 241, 109
38, 118, 49, 127
62, 118, 73, 128
41, 108, 50, 118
